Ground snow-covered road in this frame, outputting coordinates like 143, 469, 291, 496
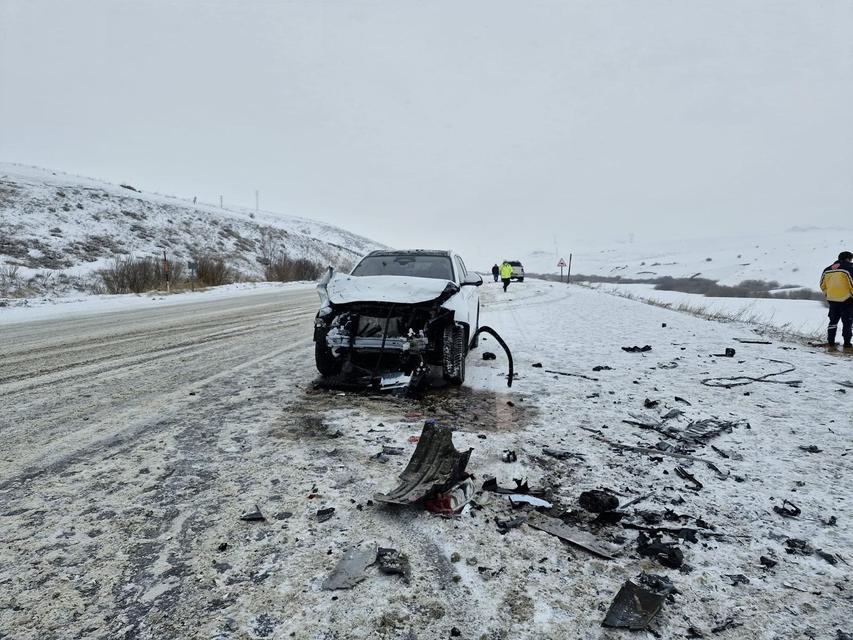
1, 281, 850, 639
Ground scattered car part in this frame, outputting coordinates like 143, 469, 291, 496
799, 445, 822, 453
759, 555, 777, 568
527, 511, 617, 559
495, 515, 527, 535
675, 466, 703, 491
482, 351, 497, 360
773, 500, 801, 518
482, 476, 545, 497
725, 574, 750, 586
425, 478, 475, 515
712, 348, 736, 357
502, 450, 517, 463
644, 398, 660, 409
701, 359, 801, 389
471, 325, 514, 387
239, 505, 265, 522
579, 490, 619, 513
374, 421, 472, 506
322, 546, 379, 590
637, 532, 684, 569
784, 538, 814, 556
622, 345, 652, 353
602, 573, 674, 630
507, 494, 552, 509
545, 369, 599, 381
592, 365, 613, 371
377, 547, 412, 583
317, 507, 336, 522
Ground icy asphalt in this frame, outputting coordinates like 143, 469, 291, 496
0, 280, 850, 640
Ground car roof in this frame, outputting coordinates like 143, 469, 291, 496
365, 249, 453, 258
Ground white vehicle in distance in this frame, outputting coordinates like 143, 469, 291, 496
507, 260, 525, 282
314, 250, 483, 386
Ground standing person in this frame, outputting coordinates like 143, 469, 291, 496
500, 261, 513, 292
491, 264, 500, 282
820, 250, 853, 351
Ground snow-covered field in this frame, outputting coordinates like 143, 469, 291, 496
1, 278, 849, 639
596, 283, 829, 340
521, 227, 850, 290
0, 163, 383, 297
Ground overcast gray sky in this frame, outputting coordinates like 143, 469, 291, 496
2, 0, 852, 268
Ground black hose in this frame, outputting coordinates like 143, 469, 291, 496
473, 325, 514, 388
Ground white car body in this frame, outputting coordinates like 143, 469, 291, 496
314, 250, 482, 384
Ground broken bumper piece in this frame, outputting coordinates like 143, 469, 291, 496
326, 334, 430, 353
374, 421, 472, 506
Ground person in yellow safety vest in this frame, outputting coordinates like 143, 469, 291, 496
820, 250, 853, 351
500, 261, 514, 292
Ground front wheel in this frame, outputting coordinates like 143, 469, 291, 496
315, 340, 341, 376
442, 323, 467, 385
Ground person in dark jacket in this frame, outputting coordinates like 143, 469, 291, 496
819, 250, 853, 350
491, 264, 500, 282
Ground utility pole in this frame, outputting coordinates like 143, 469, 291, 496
255, 190, 259, 211
219, 195, 223, 208
567, 253, 573, 284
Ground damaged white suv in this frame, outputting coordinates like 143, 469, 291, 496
314, 250, 483, 386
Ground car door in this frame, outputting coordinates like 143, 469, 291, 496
454, 256, 479, 333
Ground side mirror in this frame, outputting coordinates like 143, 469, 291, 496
462, 273, 483, 287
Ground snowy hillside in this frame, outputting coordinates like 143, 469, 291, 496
522, 228, 852, 289
0, 164, 384, 296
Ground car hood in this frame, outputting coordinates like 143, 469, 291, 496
326, 274, 460, 305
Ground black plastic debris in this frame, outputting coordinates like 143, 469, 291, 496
823, 515, 838, 527
374, 421, 472, 506
712, 348, 736, 357
816, 549, 839, 565
322, 546, 378, 590
711, 618, 741, 634
382, 446, 405, 456
532, 362, 543, 368
501, 450, 518, 463
798, 445, 822, 454
495, 515, 527, 535
674, 396, 692, 405
317, 507, 336, 522
725, 574, 750, 586
377, 547, 412, 583
239, 505, 266, 522
644, 398, 660, 409
784, 538, 814, 556
622, 345, 652, 353
527, 511, 617, 559
602, 573, 674, 630
637, 532, 684, 568
482, 352, 497, 361
217, 542, 228, 552
759, 555, 777, 568
482, 476, 545, 497
837, 631, 853, 640
675, 466, 703, 491
773, 500, 801, 518
579, 490, 619, 513
593, 365, 613, 372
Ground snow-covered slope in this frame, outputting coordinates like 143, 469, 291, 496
0, 164, 384, 295
522, 228, 852, 289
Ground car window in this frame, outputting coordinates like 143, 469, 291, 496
454, 257, 467, 281
351, 255, 454, 280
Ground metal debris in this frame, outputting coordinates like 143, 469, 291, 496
542, 447, 585, 461
527, 511, 617, 559
482, 476, 545, 497
374, 421, 472, 506
602, 572, 674, 630
322, 546, 379, 590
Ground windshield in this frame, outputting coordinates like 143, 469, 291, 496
351, 255, 454, 280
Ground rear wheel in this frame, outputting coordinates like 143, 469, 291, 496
442, 323, 467, 385
315, 340, 341, 376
